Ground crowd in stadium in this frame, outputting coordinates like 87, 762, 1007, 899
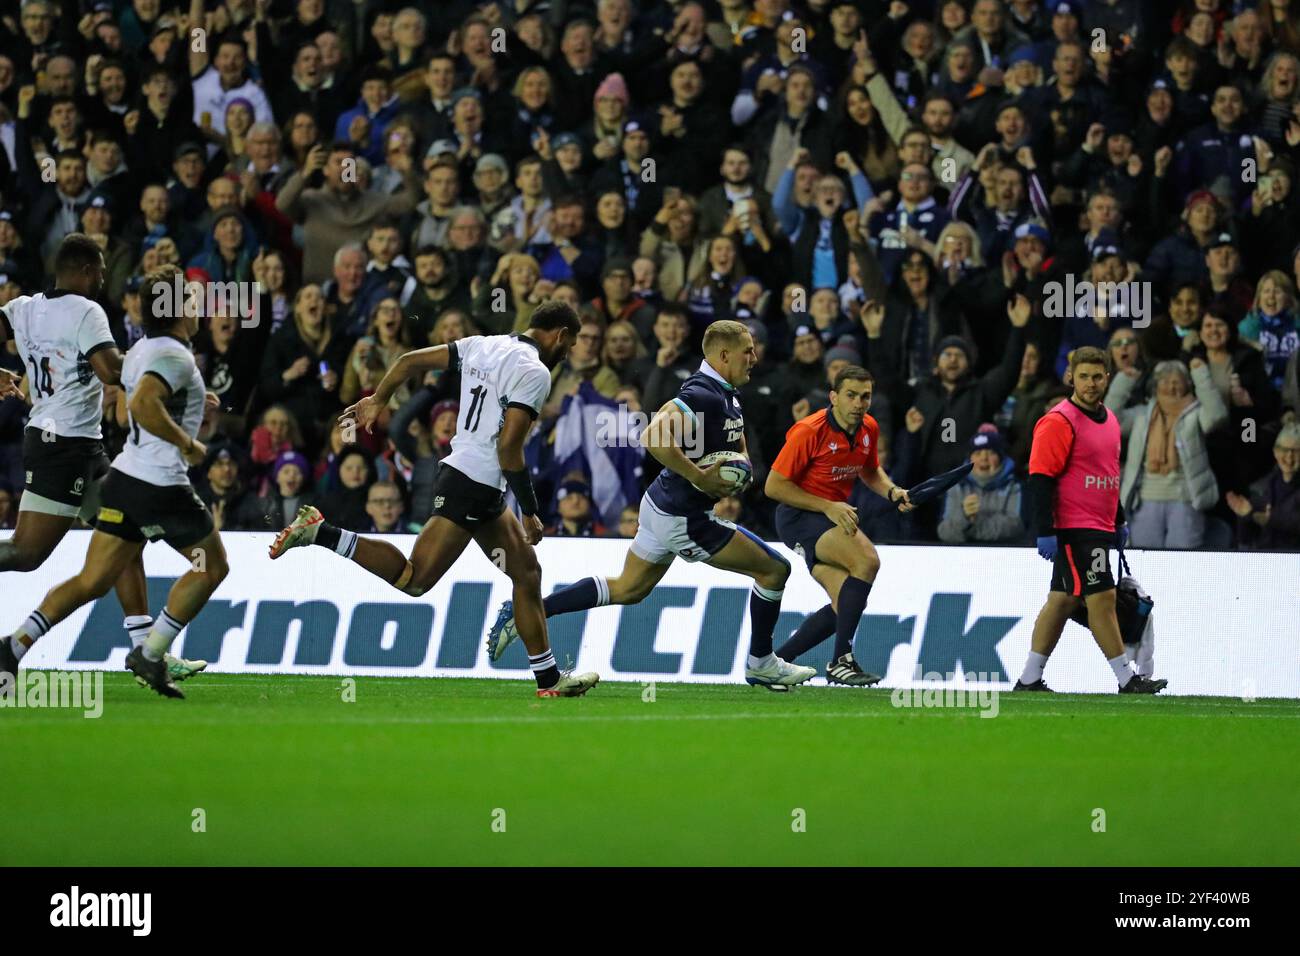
0, 0, 1298, 550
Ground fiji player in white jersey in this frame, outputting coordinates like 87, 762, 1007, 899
269, 301, 600, 698
0, 237, 206, 685
6, 264, 228, 698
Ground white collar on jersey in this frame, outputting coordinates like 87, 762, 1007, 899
698, 359, 734, 391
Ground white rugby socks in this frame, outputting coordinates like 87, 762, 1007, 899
1019, 651, 1049, 684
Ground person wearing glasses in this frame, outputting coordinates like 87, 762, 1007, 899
1227, 424, 1300, 550
363, 480, 409, 533
866, 162, 951, 284
1105, 326, 1147, 410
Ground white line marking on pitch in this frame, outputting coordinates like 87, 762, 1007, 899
9, 709, 1297, 728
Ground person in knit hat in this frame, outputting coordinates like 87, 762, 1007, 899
589, 73, 631, 163
428, 399, 459, 459
196, 442, 249, 531
937, 426, 1026, 543
235, 449, 313, 531
823, 334, 862, 384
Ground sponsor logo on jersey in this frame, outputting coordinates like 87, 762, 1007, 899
434, 496, 445, 509
1086, 570, 1098, 585
73, 477, 84, 494
97, 508, 124, 523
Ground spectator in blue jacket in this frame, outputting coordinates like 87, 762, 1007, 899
1141, 189, 1222, 294
333, 65, 402, 166
1054, 230, 1137, 377
867, 161, 951, 285
937, 427, 1026, 544
1172, 83, 1258, 206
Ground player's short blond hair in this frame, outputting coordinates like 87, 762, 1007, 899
702, 319, 752, 356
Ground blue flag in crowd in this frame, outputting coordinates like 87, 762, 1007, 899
549, 383, 644, 526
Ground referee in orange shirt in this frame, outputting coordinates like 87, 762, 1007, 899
765, 365, 913, 685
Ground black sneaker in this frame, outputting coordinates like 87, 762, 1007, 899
0, 637, 18, 697
1013, 678, 1054, 692
125, 646, 185, 699
826, 653, 883, 687
1119, 674, 1168, 695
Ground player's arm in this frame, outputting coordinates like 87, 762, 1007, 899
764, 467, 829, 514
859, 464, 911, 511
1027, 412, 1074, 555
87, 345, 124, 386
374, 344, 451, 403
199, 390, 221, 440
500, 363, 554, 544
342, 343, 451, 431
766, 467, 860, 535
80, 304, 123, 385
643, 400, 733, 497
764, 423, 836, 512
499, 405, 540, 515
113, 385, 129, 429
129, 373, 205, 466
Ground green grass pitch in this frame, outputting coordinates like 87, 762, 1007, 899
4, 674, 1297, 866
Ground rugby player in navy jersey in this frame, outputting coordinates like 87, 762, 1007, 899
489, 319, 817, 689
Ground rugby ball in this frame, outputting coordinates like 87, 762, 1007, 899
694, 450, 753, 496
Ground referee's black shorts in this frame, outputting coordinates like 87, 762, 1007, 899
775, 503, 837, 572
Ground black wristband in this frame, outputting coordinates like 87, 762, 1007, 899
504, 467, 539, 517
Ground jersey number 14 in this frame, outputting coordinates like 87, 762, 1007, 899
26, 354, 54, 398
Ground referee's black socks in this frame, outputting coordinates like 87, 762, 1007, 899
834, 578, 873, 661
776, 604, 837, 661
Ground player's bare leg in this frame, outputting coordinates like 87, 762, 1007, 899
605, 550, 674, 604
0, 510, 82, 681
704, 530, 814, 690
269, 505, 473, 595
112, 552, 149, 618
0, 509, 74, 571
3, 531, 144, 690
153, 529, 230, 624
122, 529, 229, 698
812, 527, 884, 686
487, 546, 671, 662
109, 549, 205, 681
475, 509, 599, 697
